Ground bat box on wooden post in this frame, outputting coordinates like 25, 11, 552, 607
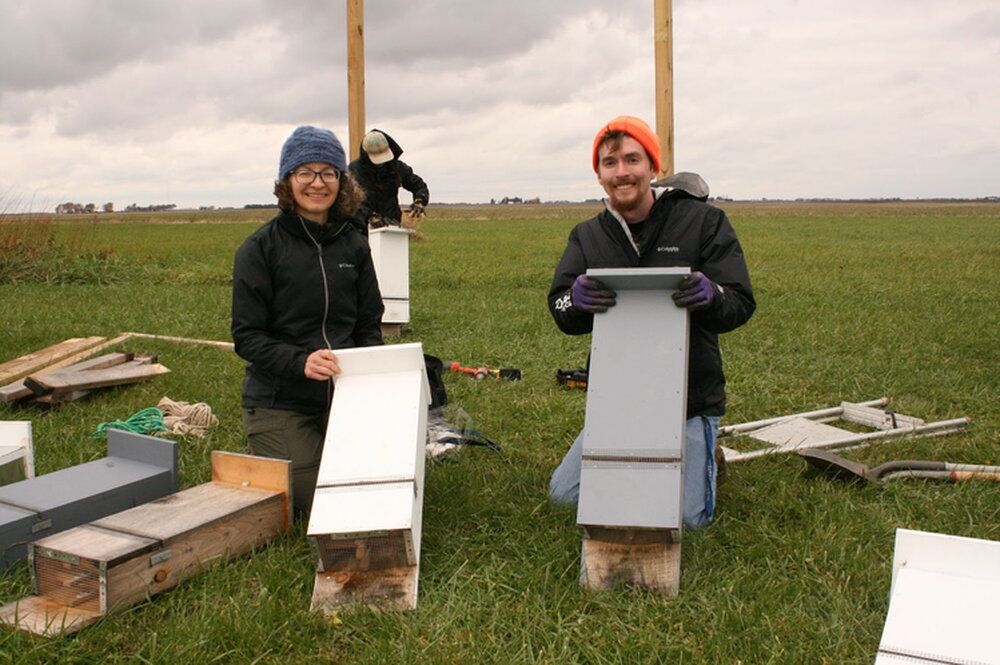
576, 267, 689, 596
368, 227, 413, 337
308, 343, 430, 611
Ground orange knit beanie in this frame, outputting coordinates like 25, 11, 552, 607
592, 116, 661, 173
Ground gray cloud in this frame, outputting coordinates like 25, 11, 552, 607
1, 0, 997, 209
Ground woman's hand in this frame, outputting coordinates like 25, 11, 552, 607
305, 348, 341, 380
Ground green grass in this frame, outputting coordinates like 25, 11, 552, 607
0, 201, 998, 663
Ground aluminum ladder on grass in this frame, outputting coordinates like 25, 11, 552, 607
718, 398, 969, 463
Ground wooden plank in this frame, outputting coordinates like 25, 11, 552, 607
0, 595, 101, 637
1, 352, 134, 404
311, 566, 418, 612
33, 355, 155, 405
748, 417, 853, 447
211, 451, 292, 495
91, 483, 280, 542
0, 381, 33, 404
211, 451, 292, 527
580, 537, 681, 596
0, 337, 107, 385
24, 363, 170, 395
119, 332, 235, 350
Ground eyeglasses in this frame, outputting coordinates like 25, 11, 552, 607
292, 168, 340, 184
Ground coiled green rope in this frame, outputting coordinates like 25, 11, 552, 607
92, 407, 167, 438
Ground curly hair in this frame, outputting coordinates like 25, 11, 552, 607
273, 171, 365, 221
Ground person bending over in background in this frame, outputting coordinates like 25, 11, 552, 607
232, 125, 384, 516
547, 116, 755, 530
348, 129, 429, 232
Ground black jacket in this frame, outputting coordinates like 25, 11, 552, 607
548, 190, 755, 418
348, 129, 429, 223
232, 211, 384, 413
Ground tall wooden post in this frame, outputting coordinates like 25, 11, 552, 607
347, 0, 365, 161
654, 0, 674, 178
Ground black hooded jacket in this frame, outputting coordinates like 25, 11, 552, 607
347, 129, 429, 223
231, 211, 384, 414
548, 189, 755, 418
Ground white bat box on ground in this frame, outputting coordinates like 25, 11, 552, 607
308, 343, 430, 610
875, 528, 1000, 664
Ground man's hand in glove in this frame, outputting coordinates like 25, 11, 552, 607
409, 201, 426, 218
571, 275, 617, 313
672, 271, 719, 310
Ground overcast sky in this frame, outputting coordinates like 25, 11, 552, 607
2, 0, 998, 211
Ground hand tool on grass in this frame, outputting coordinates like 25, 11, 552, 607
798, 448, 1000, 484
555, 367, 588, 389
444, 361, 521, 381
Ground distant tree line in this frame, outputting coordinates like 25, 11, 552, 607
55, 202, 114, 214
54, 202, 177, 214
124, 203, 176, 212
490, 196, 541, 205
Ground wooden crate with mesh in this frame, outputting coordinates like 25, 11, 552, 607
0, 451, 290, 636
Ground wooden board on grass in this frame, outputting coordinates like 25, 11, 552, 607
581, 537, 681, 596
24, 361, 170, 395
312, 567, 418, 613
0, 337, 107, 385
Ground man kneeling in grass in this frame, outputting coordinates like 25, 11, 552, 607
547, 116, 755, 530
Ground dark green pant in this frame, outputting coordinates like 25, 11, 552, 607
243, 407, 326, 517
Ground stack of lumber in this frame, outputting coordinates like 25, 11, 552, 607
0, 337, 170, 405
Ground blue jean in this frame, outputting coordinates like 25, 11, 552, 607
549, 415, 721, 531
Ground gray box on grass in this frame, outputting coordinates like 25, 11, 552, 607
0, 429, 177, 569
577, 267, 689, 533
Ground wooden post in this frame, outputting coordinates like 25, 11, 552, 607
654, 0, 674, 178
347, 0, 365, 161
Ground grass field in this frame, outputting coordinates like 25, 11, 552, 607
0, 200, 998, 663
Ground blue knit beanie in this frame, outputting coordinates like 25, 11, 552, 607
277, 126, 347, 180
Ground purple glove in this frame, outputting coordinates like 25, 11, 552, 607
673, 271, 718, 310
571, 275, 616, 313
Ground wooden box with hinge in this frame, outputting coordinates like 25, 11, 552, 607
0, 451, 291, 636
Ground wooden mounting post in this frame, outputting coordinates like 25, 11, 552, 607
654, 0, 674, 178
347, 0, 365, 160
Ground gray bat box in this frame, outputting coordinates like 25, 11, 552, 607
0, 429, 177, 569
577, 267, 690, 532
